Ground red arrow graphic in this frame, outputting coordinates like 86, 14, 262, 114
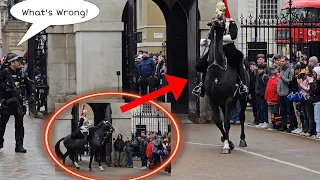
120, 74, 188, 113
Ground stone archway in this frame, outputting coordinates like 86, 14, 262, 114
121, 0, 201, 117
46, 0, 239, 123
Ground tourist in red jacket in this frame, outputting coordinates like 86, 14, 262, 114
265, 64, 280, 129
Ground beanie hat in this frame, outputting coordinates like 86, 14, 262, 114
309, 56, 318, 63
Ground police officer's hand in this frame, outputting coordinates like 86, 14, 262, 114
6, 87, 12, 92
28, 93, 36, 104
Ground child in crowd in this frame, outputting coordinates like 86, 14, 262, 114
265, 64, 280, 129
255, 64, 269, 128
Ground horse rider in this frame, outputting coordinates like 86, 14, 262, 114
0, 52, 36, 153
71, 108, 92, 146
192, 0, 248, 97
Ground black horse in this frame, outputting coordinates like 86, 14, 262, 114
55, 120, 115, 171
204, 18, 249, 154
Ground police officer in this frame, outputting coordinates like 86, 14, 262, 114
0, 53, 36, 153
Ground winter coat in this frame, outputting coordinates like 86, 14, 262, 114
265, 74, 279, 104
277, 64, 294, 96
124, 140, 134, 152
114, 139, 125, 152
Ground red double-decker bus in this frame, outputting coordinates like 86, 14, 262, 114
275, 0, 320, 55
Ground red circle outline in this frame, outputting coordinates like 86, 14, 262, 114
43, 92, 182, 180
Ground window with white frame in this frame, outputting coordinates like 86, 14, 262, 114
260, 0, 278, 19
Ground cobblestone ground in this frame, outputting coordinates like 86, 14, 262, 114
0, 114, 170, 180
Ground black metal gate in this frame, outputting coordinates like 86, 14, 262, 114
27, 31, 49, 116
239, 0, 320, 63
8, 0, 49, 117
131, 103, 171, 135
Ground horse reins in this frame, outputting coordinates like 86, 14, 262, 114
203, 22, 228, 72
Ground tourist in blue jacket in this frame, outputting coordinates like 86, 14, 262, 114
138, 51, 156, 95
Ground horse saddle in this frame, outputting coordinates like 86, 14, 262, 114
71, 128, 87, 139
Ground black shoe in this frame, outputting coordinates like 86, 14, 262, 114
286, 128, 294, 133
278, 127, 287, 132
15, 146, 27, 153
272, 125, 280, 130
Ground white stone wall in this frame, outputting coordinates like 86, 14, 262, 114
46, 25, 76, 112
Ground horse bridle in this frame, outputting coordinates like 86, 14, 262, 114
202, 21, 228, 71
95, 121, 114, 145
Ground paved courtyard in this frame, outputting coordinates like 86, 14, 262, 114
0, 114, 170, 180
1, 110, 320, 180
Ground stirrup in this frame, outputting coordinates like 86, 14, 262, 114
239, 83, 248, 94
192, 83, 203, 97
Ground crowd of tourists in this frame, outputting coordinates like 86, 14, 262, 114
134, 50, 167, 96
112, 131, 171, 174
244, 53, 320, 139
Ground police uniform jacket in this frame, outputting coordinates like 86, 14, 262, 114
0, 67, 35, 107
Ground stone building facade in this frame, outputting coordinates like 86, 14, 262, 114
0, 0, 8, 53
46, 0, 237, 115
136, 0, 166, 53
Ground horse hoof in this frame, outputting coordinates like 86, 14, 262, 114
101, 169, 105, 172
89, 169, 93, 172
239, 140, 247, 147
76, 167, 80, 170
221, 136, 225, 143
229, 141, 235, 150
221, 148, 231, 154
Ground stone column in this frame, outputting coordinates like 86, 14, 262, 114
1, 21, 28, 56
74, 22, 124, 95
74, 0, 127, 95
46, 25, 76, 113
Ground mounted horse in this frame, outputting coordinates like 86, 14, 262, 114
194, 0, 249, 154
55, 120, 115, 171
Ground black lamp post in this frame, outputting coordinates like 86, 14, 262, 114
288, 0, 293, 61
255, 0, 258, 42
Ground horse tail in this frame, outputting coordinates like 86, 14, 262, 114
55, 137, 65, 160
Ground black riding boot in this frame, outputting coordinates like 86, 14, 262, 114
236, 62, 249, 95
192, 71, 207, 97
83, 132, 88, 148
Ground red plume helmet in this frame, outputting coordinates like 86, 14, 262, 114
80, 105, 86, 117
222, 0, 231, 19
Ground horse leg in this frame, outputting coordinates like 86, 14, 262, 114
71, 150, 80, 169
89, 148, 95, 172
239, 97, 248, 147
62, 150, 70, 165
209, 100, 226, 141
96, 147, 105, 172
222, 97, 234, 154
